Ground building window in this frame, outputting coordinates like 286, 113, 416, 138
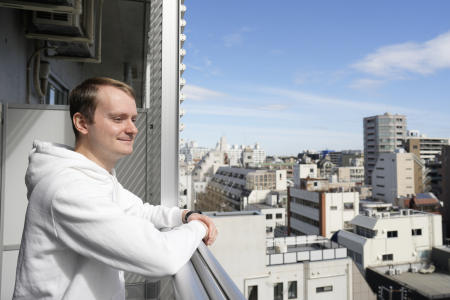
412, 229, 422, 236
382, 254, 393, 261
387, 231, 398, 238
266, 226, 273, 233
316, 285, 333, 293
330, 206, 337, 210
344, 203, 354, 210
314, 182, 318, 187
248, 285, 258, 300
288, 281, 297, 299
276, 213, 282, 219
266, 214, 273, 220
355, 225, 377, 238
274, 282, 283, 300
45, 75, 69, 105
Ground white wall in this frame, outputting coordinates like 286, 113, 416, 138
207, 214, 267, 293
325, 192, 359, 238
276, 169, 287, 190
339, 212, 442, 270
293, 164, 317, 187
372, 152, 415, 204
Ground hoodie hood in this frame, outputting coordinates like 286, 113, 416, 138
25, 140, 113, 200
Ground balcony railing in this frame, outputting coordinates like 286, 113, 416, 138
173, 243, 245, 300
125, 243, 245, 299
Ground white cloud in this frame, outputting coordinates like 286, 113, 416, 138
258, 104, 287, 111
353, 31, 450, 78
223, 26, 255, 47
349, 78, 385, 90
185, 105, 303, 121
262, 87, 421, 114
223, 33, 243, 47
183, 84, 226, 101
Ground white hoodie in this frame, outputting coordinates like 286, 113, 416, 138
13, 141, 207, 300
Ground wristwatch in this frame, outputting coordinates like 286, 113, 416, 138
184, 210, 202, 223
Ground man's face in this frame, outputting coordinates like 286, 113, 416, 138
86, 85, 138, 164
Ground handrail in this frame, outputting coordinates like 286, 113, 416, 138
172, 243, 245, 300
197, 243, 246, 300
191, 251, 226, 299
173, 261, 209, 300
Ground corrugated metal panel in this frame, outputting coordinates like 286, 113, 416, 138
147, 0, 163, 206
116, 111, 148, 202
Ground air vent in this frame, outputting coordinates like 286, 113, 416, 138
36, 11, 52, 19
53, 13, 69, 21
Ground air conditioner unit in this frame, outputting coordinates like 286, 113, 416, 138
25, 0, 103, 62
0, 0, 80, 14
28, 0, 93, 42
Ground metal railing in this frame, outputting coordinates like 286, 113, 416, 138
173, 243, 245, 300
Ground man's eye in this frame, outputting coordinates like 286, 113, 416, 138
113, 117, 122, 122
132, 119, 137, 123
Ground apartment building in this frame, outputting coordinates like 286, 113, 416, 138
371, 150, 420, 205
245, 203, 286, 238
293, 164, 318, 186
335, 208, 442, 272
363, 113, 407, 185
338, 166, 365, 184
404, 132, 450, 198
242, 143, 267, 167
179, 140, 210, 163
288, 180, 359, 238
207, 212, 376, 300
196, 166, 287, 211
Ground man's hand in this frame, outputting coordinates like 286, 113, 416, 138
187, 213, 218, 246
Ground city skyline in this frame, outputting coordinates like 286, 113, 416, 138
181, 1, 450, 155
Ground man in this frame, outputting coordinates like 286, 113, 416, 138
13, 77, 217, 300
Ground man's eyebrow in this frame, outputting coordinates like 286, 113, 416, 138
107, 112, 138, 118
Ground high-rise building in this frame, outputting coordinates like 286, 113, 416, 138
404, 131, 450, 197
363, 113, 407, 185
371, 150, 422, 205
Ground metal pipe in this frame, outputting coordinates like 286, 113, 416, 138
190, 251, 226, 300
173, 261, 209, 300
197, 243, 246, 300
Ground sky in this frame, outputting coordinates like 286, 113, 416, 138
181, 1, 450, 155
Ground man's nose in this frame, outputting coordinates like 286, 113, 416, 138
126, 119, 138, 135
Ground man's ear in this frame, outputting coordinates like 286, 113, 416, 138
73, 112, 89, 136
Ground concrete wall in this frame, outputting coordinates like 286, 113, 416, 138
207, 213, 267, 293
372, 152, 415, 204
341, 213, 442, 271
325, 192, 359, 237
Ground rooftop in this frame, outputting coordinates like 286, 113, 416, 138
370, 267, 450, 299
265, 235, 347, 266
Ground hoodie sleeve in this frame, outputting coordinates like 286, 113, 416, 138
115, 187, 184, 229
51, 179, 206, 277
